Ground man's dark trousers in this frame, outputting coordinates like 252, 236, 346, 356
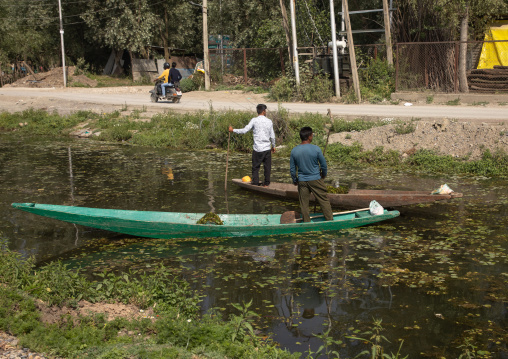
297, 179, 333, 222
251, 150, 271, 186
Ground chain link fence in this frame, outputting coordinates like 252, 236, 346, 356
208, 46, 336, 86
207, 44, 388, 91
395, 41, 508, 93
208, 40, 508, 95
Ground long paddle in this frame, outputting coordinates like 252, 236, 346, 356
313, 111, 333, 213
280, 207, 369, 224
225, 131, 231, 192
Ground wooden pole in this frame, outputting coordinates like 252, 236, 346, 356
225, 131, 231, 192
279, 0, 293, 66
343, 0, 361, 102
279, 48, 286, 76
243, 48, 247, 83
454, 42, 459, 93
395, 43, 399, 91
382, 0, 393, 65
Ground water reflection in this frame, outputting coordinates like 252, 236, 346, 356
1, 136, 507, 358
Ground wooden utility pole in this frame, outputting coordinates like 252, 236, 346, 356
279, 0, 293, 66
343, 0, 361, 102
382, 0, 393, 65
203, 0, 210, 90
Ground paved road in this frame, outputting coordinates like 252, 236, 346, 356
1, 87, 507, 122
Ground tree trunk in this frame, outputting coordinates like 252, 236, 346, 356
112, 50, 124, 76
163, 9, 171, 61
279, 0, 293, 67
458, 6, 469, 93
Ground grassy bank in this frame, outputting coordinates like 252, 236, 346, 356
0, 238, 298, 359
1, 108, 507, 177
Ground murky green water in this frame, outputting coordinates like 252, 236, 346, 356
1, 135, 506, 358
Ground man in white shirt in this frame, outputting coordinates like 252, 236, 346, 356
229, 104, 276, 186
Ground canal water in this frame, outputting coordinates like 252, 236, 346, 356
1, 135, 507, 358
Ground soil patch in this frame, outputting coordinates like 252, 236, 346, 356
5, 66, 97, 88
35, 299, 155, 325
329, 118, 508, 160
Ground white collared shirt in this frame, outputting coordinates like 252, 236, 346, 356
233, 115, 276, 152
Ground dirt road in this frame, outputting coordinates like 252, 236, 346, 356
1, 86, 508, 122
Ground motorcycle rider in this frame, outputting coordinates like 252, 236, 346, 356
156, 62, 171, 97
168, 62, 182, 89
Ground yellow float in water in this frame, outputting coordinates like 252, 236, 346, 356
242, 176, 251, 183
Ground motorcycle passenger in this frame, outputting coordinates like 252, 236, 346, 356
168, 62, 182, 89
156, 62, 171, 97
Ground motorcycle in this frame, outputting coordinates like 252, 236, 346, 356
150, 79, 182, 103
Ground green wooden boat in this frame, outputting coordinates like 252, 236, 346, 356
11, 203, 400, 240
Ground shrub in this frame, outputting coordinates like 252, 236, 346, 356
180, 78, 195, 92
269, 76, 294, 102
331, 118, 382, 133
191, 72, 205, 90
394, 121, 416, 134
300, 73, 334, 103
358, 58, 395, 100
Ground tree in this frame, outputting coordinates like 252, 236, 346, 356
150, 0, 201, 60
82, 0, 158, 74
0, 0, 59, 68
394, 0, 506, 92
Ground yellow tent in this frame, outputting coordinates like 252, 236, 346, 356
477, 20, 508, 69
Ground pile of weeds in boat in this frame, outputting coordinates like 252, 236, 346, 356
0, 238, 297, 358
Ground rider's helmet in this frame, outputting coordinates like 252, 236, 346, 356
163, 62, 170, 69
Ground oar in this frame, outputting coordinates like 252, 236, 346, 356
313, 113, 333, 213
280, 207, 369, 224
224, 130, 231, 192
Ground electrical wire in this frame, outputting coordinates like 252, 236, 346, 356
302, 0, 325, 46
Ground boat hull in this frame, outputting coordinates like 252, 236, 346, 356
232, 179, 462, 208
11, 203, 399, 240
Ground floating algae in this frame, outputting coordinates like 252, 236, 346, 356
197, 212, 224, 225
326, 185, 349, 194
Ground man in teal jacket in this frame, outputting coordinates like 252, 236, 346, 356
290, 127, 333, 222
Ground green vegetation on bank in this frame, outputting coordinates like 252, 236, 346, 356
0, 238, 297, 359
1, 108, 508, 177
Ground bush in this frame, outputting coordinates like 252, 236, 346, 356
299, 72, 334, 103
394, 120, 416, 134
269, 76, 294, 102
331, 118, 382, 133
180, 78, 195, 92
358, 58, 395, 101
191, 72, 205, 90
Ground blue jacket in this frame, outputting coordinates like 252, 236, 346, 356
290, 144, 327, 183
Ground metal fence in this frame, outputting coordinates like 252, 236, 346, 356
208, 46, 335, 85
207, 44, 390, 90
395, 41, 508, 93
208, 41, 508, 95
